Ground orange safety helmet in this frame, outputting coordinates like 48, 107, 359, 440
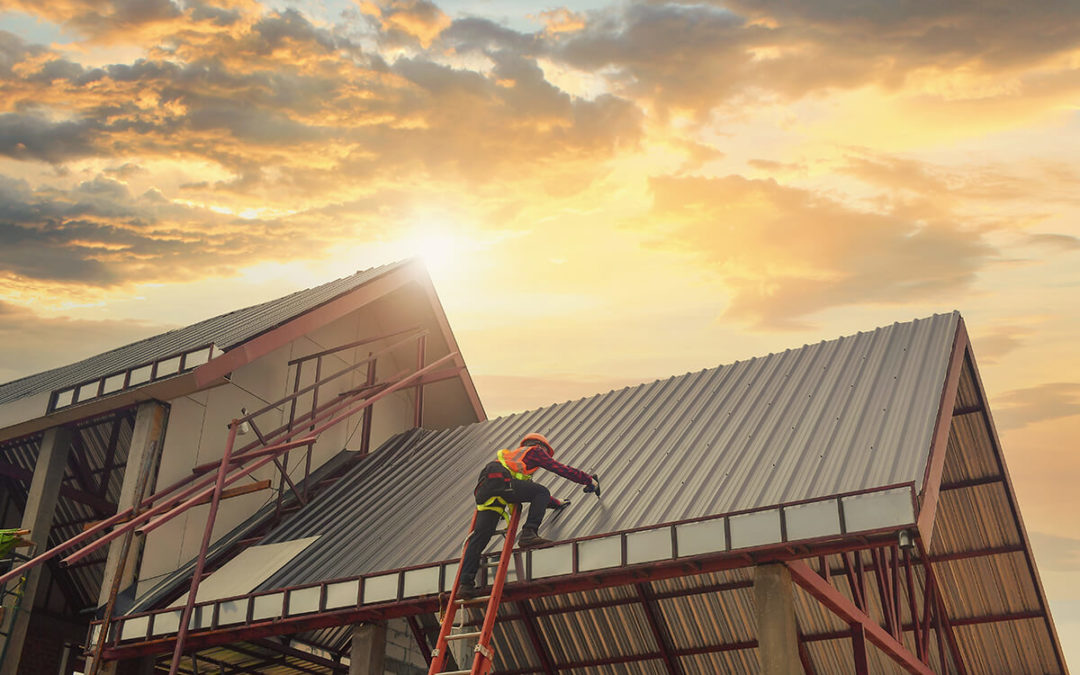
520, 432, 554, 457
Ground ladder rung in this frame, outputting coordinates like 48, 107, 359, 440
439, 670, 471, 674
456, 595, 491, 605
446, 631, 482, 641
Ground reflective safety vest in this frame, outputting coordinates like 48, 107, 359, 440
497, 446, 539, 481
475, 446, 536, 520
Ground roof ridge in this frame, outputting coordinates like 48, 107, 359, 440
0, 260, 409, 399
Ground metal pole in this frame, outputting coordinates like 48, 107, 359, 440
360, 357, 376, 455
168, 421, 238, 675
414, 336, 426, 428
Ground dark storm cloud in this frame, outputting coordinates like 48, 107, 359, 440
2, 0, 183, 39
522, 0, 1080, 114
0, 172, 345, 285
0, 114, 101, 162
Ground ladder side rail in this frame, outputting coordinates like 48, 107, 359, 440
428, 510, 479, 675
471, 506, 521, 675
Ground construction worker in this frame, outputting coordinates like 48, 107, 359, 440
458, 433, 596, 599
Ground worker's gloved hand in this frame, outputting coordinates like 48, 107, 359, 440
548, 498, 570, 511
583, 474, 599, 494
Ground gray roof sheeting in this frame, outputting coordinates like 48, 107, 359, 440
260, 311, 960, 589
0, 261, 407, 406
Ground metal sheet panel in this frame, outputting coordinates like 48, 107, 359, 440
0, 261, 407, 406
168, 536, 319, 607
259, 313, 960, 589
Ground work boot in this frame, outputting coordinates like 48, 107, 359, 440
457, 581, 481, 600
517, 527, 552, 548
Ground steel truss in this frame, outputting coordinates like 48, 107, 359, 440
89, 519, 1032, 674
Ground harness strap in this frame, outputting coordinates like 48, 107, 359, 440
476, 495, 511, 522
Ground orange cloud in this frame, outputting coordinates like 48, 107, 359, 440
533, 8, 586, 36
360, 0, 451, 48
640, 174, 995, 329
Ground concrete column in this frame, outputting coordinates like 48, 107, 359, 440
90, 401, 167, 675
0, 424, 72, 675
754, 563, 802, 675
349, 622, 387, 675
97, 402, 167, 606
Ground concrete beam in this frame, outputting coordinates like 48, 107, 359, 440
754, 563, 802, 675
349, 622, 386, 675
0, 425, 73, 675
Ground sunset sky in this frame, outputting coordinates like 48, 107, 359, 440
1, 0, 1078, 665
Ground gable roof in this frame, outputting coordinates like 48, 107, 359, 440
109, 310, 1069, 673
260, 312, 959, 587
0, 261, 407, 407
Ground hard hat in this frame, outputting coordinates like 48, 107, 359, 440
520, 432, 554, 456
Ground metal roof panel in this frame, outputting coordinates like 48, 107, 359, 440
259, 312, 961, 589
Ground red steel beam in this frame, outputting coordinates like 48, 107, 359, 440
287, 326, 423, 366
101, 535, 901, 660
786, 560, 934, 675
962, 346, 1071, 674
189, 437, 319, 475
635, 583, 682, 675
917, 540, 968, 675
0, 460, 117, 514
168, 422, 238, 675
916, 318, 968, 546
515, 602, 557, 675
192, 264, 414, 389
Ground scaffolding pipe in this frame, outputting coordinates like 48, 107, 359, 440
63, 352, 458, 566
0, 353, 392, 587
168, 422, 238, 675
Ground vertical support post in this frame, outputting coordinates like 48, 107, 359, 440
89, 404, 167, 675
851, 625, 869, 675
167, 421, 239, 675
281, 363, 303, 516
754, 563, 802, 675
96, 401, 167, 607
304, 357, 322, 500
414, 336, 426, 428
0, 424, 72, 675
360, 357, 376, 455
349, 622, 386, 675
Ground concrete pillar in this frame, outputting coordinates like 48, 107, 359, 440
349, 622, 387, 675
0, 425, 72, 675
91, 401, 168, 675
97, 402, 167, 606
754, 563, 802, 675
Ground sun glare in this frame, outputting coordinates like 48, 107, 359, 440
407, 229, 463, 278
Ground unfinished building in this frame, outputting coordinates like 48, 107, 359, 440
0, 260, 1069, 674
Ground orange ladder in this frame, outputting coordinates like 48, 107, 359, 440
428, 505, 521, 675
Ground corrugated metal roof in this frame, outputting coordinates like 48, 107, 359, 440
0, 261, 408, 406
259, 311, 960, 589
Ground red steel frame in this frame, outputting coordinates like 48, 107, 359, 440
0, 327, 453, 674
97, 534, 1023, 673
41, 317, 1066, 674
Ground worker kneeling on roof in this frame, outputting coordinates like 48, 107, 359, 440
459, 432, 597, 598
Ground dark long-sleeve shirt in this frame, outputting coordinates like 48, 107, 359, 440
520, 447, 593, 486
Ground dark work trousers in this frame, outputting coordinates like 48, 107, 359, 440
460, 479, 551, 587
